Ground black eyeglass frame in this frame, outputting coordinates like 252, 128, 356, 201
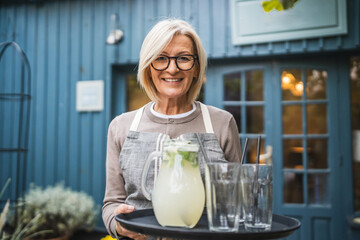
151, 54, 198, 71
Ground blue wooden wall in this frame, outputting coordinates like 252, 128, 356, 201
0, 0, 359, 228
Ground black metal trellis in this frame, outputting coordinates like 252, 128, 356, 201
0, 41, 31, 205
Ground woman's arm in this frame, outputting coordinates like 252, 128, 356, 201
209, 106, 241, 163
102, 115, 147, 240
102, 118, 127, 237
223, 116, 241, 163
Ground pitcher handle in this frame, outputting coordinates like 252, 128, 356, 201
141, 151, 161, 201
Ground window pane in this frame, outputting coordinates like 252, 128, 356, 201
307, 104, 327, 134
225, 106, 241, 133
282, 69, 303, 101
306, 69, 327, 100
246, 70, 263, 101
224, 72, 241, 101
284, 172, 303, 203
308, 174, 330, 205
246, 106, 264, 134
307, 139, 328, 169
283, 105, 302, 134
283, 139, 303, 169
126, 75, 150, 111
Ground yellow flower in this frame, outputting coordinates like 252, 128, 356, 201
101, 235, 116, 240
262, 0, 299, 12
262, 0, 284, 12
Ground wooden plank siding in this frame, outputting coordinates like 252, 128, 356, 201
0, 0, 359, 228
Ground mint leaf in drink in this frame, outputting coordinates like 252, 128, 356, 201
178, 150, 198, 167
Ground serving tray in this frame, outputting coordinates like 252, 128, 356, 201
116, 209, 301, 240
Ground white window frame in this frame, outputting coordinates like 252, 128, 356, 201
230, 0, 348, 45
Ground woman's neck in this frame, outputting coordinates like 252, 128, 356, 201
153, 99, 193, 115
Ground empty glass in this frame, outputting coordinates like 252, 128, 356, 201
241, 164, 273, 231
205, 162, 242, 232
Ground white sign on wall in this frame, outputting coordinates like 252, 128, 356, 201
76, 80, 104, 112
230, 0, 348, 45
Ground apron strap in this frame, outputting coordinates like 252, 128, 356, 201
129, 106, 145, 131
200, 103, 214, 134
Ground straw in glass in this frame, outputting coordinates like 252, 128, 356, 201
252, 136, 261, 226
240, 138, 249, 164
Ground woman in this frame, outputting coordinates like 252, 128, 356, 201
102, 18, 241, 240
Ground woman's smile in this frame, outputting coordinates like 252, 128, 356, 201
162, 78, 183, 82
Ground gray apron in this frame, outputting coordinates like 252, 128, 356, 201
119, 103, 227, 209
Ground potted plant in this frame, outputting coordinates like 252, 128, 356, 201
3, 182, 99, 240
1, 179, 48, 240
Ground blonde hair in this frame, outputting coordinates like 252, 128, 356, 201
137, 18, 207, 104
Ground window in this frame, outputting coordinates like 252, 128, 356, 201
223, 69, 265, 163
281, 68, 330, 205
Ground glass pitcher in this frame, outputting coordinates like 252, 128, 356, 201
141, 138, 205, 228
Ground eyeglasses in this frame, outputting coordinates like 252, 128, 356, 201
151, 55, 198, 71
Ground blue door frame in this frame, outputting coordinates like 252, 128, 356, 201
205, 57, 353, 240
273, 58, 343, 240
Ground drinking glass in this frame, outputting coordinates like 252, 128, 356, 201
241, 164, 273, 231
205, 162, 242, 232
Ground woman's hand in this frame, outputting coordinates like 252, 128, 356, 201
114, 204, 148, 240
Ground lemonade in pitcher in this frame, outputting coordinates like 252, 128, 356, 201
142, 139, 205, 228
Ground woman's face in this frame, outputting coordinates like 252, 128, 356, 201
150, 34, 198, 103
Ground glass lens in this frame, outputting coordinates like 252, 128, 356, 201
176, 55, 194, 70
152, 56, 169, 70
246, 70, 264, 101
283, 105, 302, 134
284, 172, 303, 203
224, 72, 241, 101
308, 174, 330, 204
283, 139, 303, 169
306, 69, 327, 100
